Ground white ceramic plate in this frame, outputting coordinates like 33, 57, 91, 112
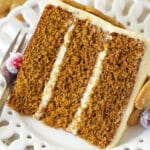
0, 0, 150, 150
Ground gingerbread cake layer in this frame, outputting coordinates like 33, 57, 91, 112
8, 5, 74, 115
8, 0, 150, 149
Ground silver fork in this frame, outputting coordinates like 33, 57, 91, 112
0, 31, 27, 115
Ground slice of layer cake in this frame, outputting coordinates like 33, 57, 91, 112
8, 0, 150, 148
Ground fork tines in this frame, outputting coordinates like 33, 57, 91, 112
0, 30, 27, 116
0, 30, 27, 67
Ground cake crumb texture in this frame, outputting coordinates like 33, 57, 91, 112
8, 5, 73, 115
42, 20, 105, 128
77, 33, 144, 148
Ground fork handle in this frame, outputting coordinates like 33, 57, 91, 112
0, 86, 10, 115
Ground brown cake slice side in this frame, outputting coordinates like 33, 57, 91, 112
8, 0, 150, 149
8, 5, 74, 115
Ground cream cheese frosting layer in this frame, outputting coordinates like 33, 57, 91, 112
47, 0, 149, 42
67, 49, 108, 134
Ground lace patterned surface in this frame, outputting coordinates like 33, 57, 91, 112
0, 0, 150, 150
